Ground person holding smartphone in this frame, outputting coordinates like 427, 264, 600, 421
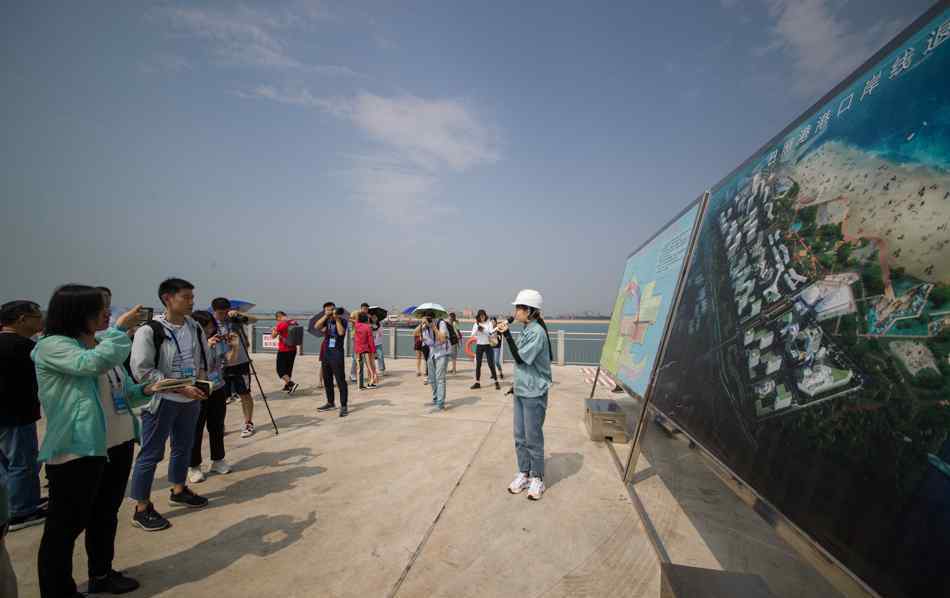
470, 310, 500, 390
33, 286, 160, 596
497, 290, 553, 501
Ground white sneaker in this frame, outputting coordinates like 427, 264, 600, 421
508, 472, 530, 494
188, 467, 205, 484
211, 459, 231, 474
527, 477, 545, 500
240, 422, 255, 438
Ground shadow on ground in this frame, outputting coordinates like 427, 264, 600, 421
122, 512, 318, 597
545, 452, 584, 489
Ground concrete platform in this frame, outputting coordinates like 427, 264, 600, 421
6, 356, 839, 597
6, 357, 662, 597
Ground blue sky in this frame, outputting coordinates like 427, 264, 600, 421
0, 0, 935, 314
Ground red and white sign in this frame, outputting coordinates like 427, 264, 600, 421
261, 335, 279, 350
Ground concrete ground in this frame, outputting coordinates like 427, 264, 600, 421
6, 355, 839, 597
7, 356, 661, 598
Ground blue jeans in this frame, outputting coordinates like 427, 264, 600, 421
513, 393, 548, 478
494, 346, 503, 370
427, 354, 449, 407
0, 422, 42, 517
129, 400, 200, 502
375, 343, 386, 372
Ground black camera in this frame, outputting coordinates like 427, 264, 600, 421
334, 307, 346, 316
229, 314, 249, 325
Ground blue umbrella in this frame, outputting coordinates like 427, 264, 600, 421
402, 305, 418, 315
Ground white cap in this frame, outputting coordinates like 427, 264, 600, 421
512, 289, 543, 310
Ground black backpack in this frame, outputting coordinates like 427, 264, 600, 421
438, 319, 459, 346
124, 320, 207, 383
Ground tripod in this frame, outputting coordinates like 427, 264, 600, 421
233, 323, 280, 435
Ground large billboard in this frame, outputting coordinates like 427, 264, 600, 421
600, 203, 700, 398
648, 4, 950, 596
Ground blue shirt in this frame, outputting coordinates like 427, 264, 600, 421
513, 321, 553, 398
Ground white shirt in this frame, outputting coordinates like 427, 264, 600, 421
471, 321, 495, 345
47, 368, 134, 465
161, 320, 196, 404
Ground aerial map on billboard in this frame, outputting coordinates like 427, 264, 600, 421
600, 202, 700, 398
649, 5, 950, 596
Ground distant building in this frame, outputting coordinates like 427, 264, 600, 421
797, 365, 853, 397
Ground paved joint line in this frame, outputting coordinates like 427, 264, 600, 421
387, 399, 506, 598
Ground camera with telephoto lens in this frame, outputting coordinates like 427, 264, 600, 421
228, 314, 249, 325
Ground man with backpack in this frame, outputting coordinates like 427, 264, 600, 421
271, 311, 301, 394
413, 304, 456, 410
128, 278, 210, 532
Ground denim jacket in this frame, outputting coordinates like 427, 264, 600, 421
513, 321, 553, 398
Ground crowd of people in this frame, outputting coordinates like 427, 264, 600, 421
0, 280, 553, 597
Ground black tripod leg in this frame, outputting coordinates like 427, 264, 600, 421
236, 327, 279, 435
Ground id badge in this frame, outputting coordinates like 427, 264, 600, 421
208, 370, 222, 386
181, 367, 195, 378
328, 338, 337, 349
112, 387, 130, 414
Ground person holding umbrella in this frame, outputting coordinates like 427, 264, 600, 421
412, 303, 452, 410
496, 290, 553, 501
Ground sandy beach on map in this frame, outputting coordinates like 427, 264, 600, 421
793, 140, 950, 283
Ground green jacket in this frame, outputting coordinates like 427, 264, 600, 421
32, 327, 150, 463
513, 321, 553, 398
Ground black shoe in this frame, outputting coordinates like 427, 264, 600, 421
282, 382, 292, 392
470, 382, 481, 390
340, 406, 349, 417
495, 381, 501, 390
8, 506, 47, 531
131, 503, 170, 532
288, 382, 299, 394
317, 403, 336, 411
87, 569, 140, 594
359, 385, 366, 390
499, 372, 504, 380
170, 486, 209, 508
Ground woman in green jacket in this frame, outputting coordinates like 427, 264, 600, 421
496, 290, 553, 501
32, 285, 156, 598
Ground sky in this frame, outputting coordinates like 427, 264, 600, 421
0, 0, 936, 315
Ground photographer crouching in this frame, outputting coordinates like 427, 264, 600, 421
496, 290, 553, 501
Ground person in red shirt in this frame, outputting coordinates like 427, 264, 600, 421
271, 311, 299, 394
354, 313, 379, 389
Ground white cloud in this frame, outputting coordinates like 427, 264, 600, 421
238, 87, 499, 223
139, 54, 192, 74
150, 4, 358, 76
759, 0, 907, 98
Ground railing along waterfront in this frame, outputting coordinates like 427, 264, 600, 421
249, 325, 606, 366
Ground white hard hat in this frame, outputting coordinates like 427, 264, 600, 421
512, 289, 543, 310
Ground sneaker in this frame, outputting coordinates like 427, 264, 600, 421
340, 406, 349, 417
527, 477, 545, 500
282, 381, 292, 392
494, 381, 501, 390
499, 372, 505, 380
470, 382, 481, 390
169, 486, 209, 508
240, 422, 255, 438
288, 382, 299, 395
226, 394, 237, 405
508, 473, 530, 494
368, 383, 378, 389
317, 403, 336, 412
87, 569, 140, 594
349, 376, 357, 383
211, 459, 231, 474
188, 467, 205, 484
131, 503, 170, 532
8, 506, 47, 531
359, 385, 366, 390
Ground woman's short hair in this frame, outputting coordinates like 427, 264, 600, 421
476, 309, 488, 323
44, 284, 105, 339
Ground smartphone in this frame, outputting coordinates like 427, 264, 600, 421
137, 307, 155, 325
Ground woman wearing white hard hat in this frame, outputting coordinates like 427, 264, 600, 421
495, 289, 553, 500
